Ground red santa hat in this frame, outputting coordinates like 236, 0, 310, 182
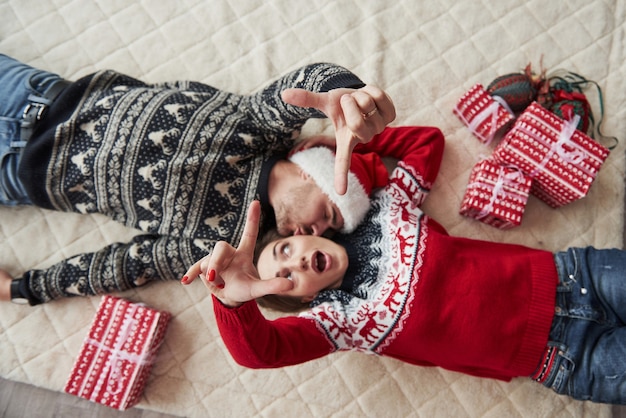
289, 146, 388, 233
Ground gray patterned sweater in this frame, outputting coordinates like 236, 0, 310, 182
17, 63, 364, 304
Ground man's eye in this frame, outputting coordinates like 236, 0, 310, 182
326, 207, 337, 227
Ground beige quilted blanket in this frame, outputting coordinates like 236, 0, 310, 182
1, 1, 624, 417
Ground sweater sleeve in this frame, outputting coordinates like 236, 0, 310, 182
356, 126, 445, 205
17, 234, 206, 305
243, 63, 365, 137
212, 296, 337, 369
356, 126, 445, 185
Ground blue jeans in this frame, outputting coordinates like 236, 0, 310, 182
0, 54, 63, 205
539, 247, 626, 404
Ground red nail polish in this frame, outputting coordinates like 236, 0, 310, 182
181, 275, 188, 283
209, 270, 216, 282
217, 284, 224, 289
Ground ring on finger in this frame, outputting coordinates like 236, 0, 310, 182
362, 107, 378, 119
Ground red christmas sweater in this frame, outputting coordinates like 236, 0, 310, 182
213, 127, 558, 381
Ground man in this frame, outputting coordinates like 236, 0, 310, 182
0, 55, 399, 305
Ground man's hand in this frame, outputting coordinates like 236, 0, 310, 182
181, 201, 293, 307
282, 85, 395, 195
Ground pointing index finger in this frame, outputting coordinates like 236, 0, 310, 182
238, 200, 262, 253
333, 135, 356, 195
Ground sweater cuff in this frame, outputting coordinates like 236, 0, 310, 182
212, 295, 262, 328
321, 75, 365, 92
314, 63, 365, 92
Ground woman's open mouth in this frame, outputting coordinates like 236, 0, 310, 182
312, 251, 330, 273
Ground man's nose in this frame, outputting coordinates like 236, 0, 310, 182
298, 224, 321, 236
310, 221, 330, 236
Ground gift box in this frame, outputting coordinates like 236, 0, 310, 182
460, 159, 532, 229
64, 296, 170, 410
493, 102, 610, 208
454, 83, 515, 144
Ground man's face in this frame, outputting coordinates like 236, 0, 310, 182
274, 180, 344, 236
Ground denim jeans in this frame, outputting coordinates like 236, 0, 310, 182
0, 54, 63, 205
539, 247, 626, 404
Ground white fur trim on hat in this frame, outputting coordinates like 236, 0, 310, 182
289, 147, 370, 233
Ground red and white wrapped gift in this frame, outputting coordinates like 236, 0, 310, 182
64, 296, 170, 410
454, 83, 515, 144
493, 102, 610, 208
460, 158, 532, 229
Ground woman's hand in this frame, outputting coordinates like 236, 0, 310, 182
282, 85, 395, 195
181, 201, 294, 307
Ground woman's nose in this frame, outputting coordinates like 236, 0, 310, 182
288, 256, 307, 271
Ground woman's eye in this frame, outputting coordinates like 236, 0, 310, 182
282, 243, 290, 257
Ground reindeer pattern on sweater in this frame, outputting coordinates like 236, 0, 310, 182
303, 162, 432, 352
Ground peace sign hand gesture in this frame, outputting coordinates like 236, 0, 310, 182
181, 201, 293, 308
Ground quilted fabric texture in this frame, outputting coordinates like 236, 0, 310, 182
1, 1, 624, 417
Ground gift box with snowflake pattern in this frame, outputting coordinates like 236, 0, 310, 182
460, 158, 532, 229
454, 83, 515, 144
493, 102, 609, 208
64, 296, 170, 410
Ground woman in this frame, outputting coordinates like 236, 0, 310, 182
183, 128, 626, 405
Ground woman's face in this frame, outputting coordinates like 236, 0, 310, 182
257, 235, 348, 302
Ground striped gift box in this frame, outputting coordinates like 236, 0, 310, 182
64, 296, 170, 410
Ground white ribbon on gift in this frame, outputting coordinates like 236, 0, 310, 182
469, 164, 526, 220
527, 114, 586, 177
86, 301, 157, 401
461, 95, 514, 145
